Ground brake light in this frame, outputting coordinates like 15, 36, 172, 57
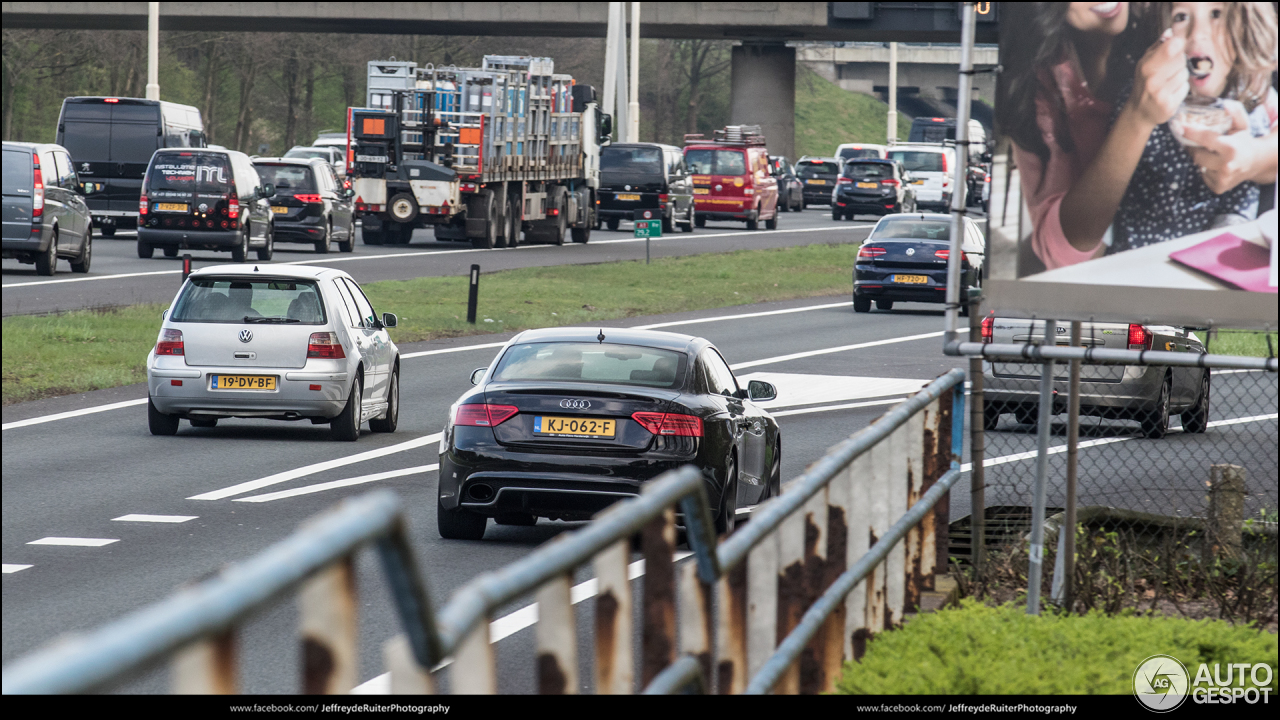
882, 178, 900, 187
857, 245, 886, 258
935, 249, 966, 263
104, 98, 119, 104
941, 153, 948, 173
31, 157, 44, 219
155, 328, 184, 356
307, 332, 346, 359
837, 177, 852, 184
631, 412, 704, 437
454, 404, 519, 427
293, 194, 322, 204
138, 193, 148, 216
460, 183, 477, 193
659, 193, 669, 204
1127, 324, 1153, 350
981, 315, 994, 343
984, 173, 991, 182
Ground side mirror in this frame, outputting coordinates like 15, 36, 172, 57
599, 113, 613, 139
344, 187, 355, 198
747, 380, 777, 402
259, 183, 276, 200
469, 367, 487, 386
381, 312, 397, 328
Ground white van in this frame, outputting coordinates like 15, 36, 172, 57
835, 143, 888, 164
886, 144, 955, 211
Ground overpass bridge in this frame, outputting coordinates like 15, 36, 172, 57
3, 2, 994, 161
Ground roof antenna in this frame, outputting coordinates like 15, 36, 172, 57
597, 329, 606, 343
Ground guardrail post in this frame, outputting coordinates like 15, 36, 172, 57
934, 392, 955, 577
536, 574, 578, 694
844, 452, 871, 662
299, 557, 358, 694
452, 614, 496, 694
797, 487, 830, 695
715, 553, 748, 694
885, 426, 909, 628
821, 464, 852, 692
746, 528, 779, 689
171, 630, 237, 694
903, 411, 927, 611
865, 437, 890, 635
641, 507, 677, 688
678, 560, 714, 688
384, 634, 436, 694
594, 539, 633, 694
773, 490, 806, 694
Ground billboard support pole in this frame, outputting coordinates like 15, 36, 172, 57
887, 42, 898, 143
146, 2, 160, 101
1056, 320, 1083, 609
1026, 319, 1056, 615
944, 3, 975, 346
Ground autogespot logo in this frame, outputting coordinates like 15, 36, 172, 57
1134, 655, 1190, 712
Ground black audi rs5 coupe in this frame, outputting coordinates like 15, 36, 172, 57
436, 327, 781, 540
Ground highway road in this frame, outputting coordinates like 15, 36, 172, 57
2, 211, 877, 317
5, 286, 1273, 693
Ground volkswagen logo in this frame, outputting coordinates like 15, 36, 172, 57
238, 329, 253, 344
559, 399, 590, 410
906, 247, 915, 256
624, 185, 631, 191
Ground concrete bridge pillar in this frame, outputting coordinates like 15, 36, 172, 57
730, 43, 795, 159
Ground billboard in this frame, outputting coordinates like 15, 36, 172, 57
983, 2, 1277, 329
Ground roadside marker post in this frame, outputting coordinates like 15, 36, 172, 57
634, 209, 661, 264
466, 265, 480, 324
182, 254, 192, 282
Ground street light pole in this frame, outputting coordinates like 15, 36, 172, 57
887, 42, 898, 143
628, 2, 641, 142
146, 2, 160, 101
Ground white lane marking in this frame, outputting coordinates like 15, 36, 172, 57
3, 564, 34, 574
401, 342, 506, 360
741, 372, 927, 410
771, 397, 906, 418
1, 398, 148, 431
27, 537, 119, 547
1213, 369, 1270, 375
3, 223, 872, 288
188, 432, 442, 501
112, 514, 198, 523
235, 464, 438, 503
632, 301, 851, 330
350, 552, 688, 695
729, 331, 946, 370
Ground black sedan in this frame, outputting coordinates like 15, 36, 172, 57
852, 213, 985, 314
437, 327, 781, 540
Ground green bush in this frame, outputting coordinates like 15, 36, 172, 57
835, 599, 1278, 694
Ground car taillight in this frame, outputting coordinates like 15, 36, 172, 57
307, 332, 346, 359
981, 315, 994, 343
658, 193, 669, 203
104, 97, 119, 104
631, 411, 704, 437
984, 173, 991, 182
935, 249, 966, 263
155, 328, 184, 356
837, 177, 852, 184
31, 157, 44, 219
138, 193, 148, 216
882, 178, 900, 187
941, 153, 948, 173
858, 245, 886, 258
1127, 324, 1153, 350
454, 404, 519, 427
293, 193, 322, 204
228, 192, 240, 219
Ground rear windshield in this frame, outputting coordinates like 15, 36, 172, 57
284, 148, 332, 161
146, 153, 232, 194
873, 219, 951, 241
844, 163, 893, 179
3, 150, 32, 194
684, 149, 746, 176
110, 122, 161, 162
600, 146, 663, 173
839, 148, 881, 161
171, 278, 327, 324
493, 342, 684, 388
253, 163, 316, 194
797, 161, 840, 177
888, 151, 945, 173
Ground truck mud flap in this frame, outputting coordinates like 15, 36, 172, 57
466, 218, 489, 238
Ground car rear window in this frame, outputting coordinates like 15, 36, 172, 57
797, 161, 840, 177
844, 163, 892, 179
601, 146, 663, 173
146, 153, 232, 194
171, 278, 327, 324
253, 163, 316, 194
839, 148, 881, 161
684, 149, 746, 176
873, 219, 951, 240
492, 342, 684, 388
887, 151, 944, 173
3, 150, 32, 194
284, 148, 331, 161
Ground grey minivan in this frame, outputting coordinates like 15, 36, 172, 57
3, 141, 94, 275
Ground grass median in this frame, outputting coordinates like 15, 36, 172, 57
1, 243, 858, 405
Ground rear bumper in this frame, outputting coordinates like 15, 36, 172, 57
855, 283, 949, 304
147, 355, 351, 418
801, 188, 833, 203
836, 195, 897, 213
139, 227, 239, 248
983, 363, 1164, 413
272, 216, 327, 243
2, 229, 52, 254
598, 206, 668, 222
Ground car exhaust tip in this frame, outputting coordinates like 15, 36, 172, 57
467, 483, 495, 502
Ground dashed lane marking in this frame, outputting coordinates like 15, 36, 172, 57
2, 398, 148, 431
234, 464, 438, 503
27, 537, 119, 547
729, 331, 946, 370
111, 514, 198, 523
3, 564, 34, 574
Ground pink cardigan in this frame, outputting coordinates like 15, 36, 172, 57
1012, 60, 1113, 270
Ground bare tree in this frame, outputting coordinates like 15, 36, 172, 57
676, 39, 731, 136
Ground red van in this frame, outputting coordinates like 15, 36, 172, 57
683, 126, 779, 230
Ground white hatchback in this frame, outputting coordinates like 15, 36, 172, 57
146, 264, 399, 441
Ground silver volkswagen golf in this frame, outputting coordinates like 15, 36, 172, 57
146, 264, 399, 440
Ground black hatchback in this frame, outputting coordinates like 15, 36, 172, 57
253, 157, 355, 253
794, 157, 842, 207
834, 159, 917, 219
437, 327, 781, 540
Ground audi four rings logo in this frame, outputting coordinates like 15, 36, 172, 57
559, 399, 591, 409
238, 329, 253, 343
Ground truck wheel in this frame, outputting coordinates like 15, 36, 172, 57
695, 214, 706, 228
362, 222, 385, 245
468, 189, 497, 249
507, 189, 522, 246
681, 205, 694, 232
548, 188, 567, 245
163, 246, 179, 258
388, 193, 418, 224
493, 188, 511, 249
571, 203, 591, 244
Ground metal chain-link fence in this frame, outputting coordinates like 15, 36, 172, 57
953, 329, 1278, 625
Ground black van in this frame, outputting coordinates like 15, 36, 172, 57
56, 97, 205, 237
596, 143, 694, 233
